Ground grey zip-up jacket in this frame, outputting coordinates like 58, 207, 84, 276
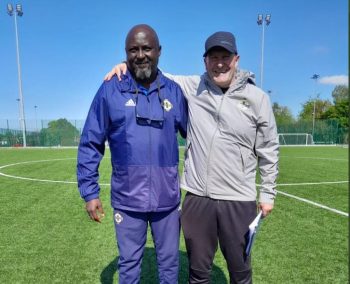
165, 70, 279, 204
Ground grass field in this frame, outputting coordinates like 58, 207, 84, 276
0, 146, 348, 283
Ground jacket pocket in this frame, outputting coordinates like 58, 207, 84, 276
152, 166, 180, 209
111, 165, 129, 204
238, 144, 245, 174
184, 140, 192, 173
238, 145, 257, 177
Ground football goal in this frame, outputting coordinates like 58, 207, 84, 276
278, 133, 314, 146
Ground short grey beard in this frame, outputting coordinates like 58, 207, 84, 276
135, 68, 152, 81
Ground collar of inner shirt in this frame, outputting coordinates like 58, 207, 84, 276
137, 84, 149, 96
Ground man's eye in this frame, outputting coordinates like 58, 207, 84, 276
143, 47, 152, 52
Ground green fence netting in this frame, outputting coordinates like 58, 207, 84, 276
0, 118, 347, 147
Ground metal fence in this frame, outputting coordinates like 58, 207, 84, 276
0, 118, 347, 147
277, 119, 348, 145
0, 119, 84, 147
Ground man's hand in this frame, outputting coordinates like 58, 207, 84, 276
104, 63, 127, 81
86, 198, 105, 223
258, 203, 274, 218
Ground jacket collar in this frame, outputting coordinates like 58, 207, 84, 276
203, 69, 256, 95
119, 69, 166, 94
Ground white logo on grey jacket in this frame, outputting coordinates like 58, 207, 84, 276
238, 99, 250, 111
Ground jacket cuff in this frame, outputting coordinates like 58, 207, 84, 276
258, 192, 276, 205
84, 192, 100, 202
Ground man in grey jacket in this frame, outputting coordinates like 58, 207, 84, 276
105, 31, 279, 284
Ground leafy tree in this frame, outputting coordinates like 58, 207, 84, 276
298, 86, 348, 144
40, 118, 79, 146
322, 85, 349, 128
331, 85, 348, 102
272, 102, 295, 125
298, 96, 332, 120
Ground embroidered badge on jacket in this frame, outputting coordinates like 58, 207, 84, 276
162, 99, 173, 112
114, 212, 123, 224
238, 99, 250, 111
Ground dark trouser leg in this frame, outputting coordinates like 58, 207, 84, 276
217, 201, 257, 284
113, 209, 148, 284
150, 206, 181, 284
181, 193, 218, 284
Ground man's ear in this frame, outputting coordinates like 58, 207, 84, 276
158, 45, 162, 56
235, 55, 240, 63
234, 55, 240, 68
204, 56, 211, 69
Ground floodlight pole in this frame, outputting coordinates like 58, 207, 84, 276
7, 3, 26, 147
311, 74, 320, 138
16, 98, 21, 119
257, 14, 271, 89
34, 105, 38, 132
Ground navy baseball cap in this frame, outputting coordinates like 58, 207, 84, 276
203, 31, 238, 57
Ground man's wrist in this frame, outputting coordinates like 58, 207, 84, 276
84, 193, 99, 202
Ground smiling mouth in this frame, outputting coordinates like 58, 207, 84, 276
213, 70, 228, 76
136, 62, 149, 68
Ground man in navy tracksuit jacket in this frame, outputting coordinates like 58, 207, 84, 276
77, 24, 187, 283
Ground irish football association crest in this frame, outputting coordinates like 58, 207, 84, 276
114, 212, 123, 224
162, 99, 173, 112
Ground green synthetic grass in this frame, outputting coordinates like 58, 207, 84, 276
0, 146, 348, 283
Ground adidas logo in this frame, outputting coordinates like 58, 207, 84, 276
125, 99, 136, 107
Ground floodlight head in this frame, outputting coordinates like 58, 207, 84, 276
265, 14, 271, 25
311, 74, 320, 80
7, 3, 14, 16
257, 14, 263, 25
16, 4, 23, 16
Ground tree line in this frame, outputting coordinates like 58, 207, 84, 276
273, 85, 348, 143
273, 85, 348, 127
0, 85, 348, 146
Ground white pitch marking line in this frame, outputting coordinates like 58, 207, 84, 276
0, 158, 348, 216
0, 158, 110, 186
276, 181, 348, 186
0, 171, 110, 186
177, 158, 346, 216
279, 156, 347, 161
181, 156, 348, 162
256, 181, 348, 216
277, 190, 348, 217
0, 158, 77, 170
0, 172, 78, 184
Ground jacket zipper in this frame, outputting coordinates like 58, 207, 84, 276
205, 93, 226, 196
148, 95, 152, 210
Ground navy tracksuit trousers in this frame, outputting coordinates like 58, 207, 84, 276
113, 206, 180, 284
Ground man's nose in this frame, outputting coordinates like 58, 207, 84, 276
137, 49, 145, 58
217, 62, 224, 68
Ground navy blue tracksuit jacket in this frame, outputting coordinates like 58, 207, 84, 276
77, 70, 188, 212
